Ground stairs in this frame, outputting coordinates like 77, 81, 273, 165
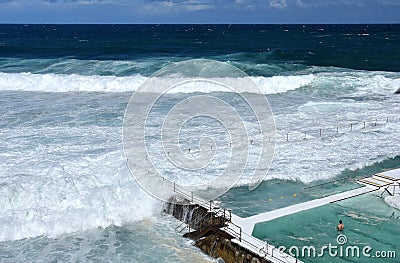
357, 174, 395, 188
183, 224, 233, 240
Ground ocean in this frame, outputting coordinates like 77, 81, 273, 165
0, 24, 399, 262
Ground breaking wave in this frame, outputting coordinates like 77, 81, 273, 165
0, 72, 314, 94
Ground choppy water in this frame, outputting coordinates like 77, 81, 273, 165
0, 24, 399, 262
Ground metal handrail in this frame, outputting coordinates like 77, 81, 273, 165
170, 181, 302, 262
175, 207, 229, 234
221, 219, 301, 263
303, 176, 356, 191
128, 160, 300, 262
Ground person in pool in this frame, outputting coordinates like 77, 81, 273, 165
337, 220, 344, 231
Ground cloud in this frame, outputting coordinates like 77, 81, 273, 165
377, 0, 400, 5
43, 0, 113, 5
228, 0, 286, 9
0, 0, 215, 14
295, 0, 316, 8
291, 0, 369, 8
42, 0, 214, 11
139, 0, 215, 14
295, 0, 305, 7
1, 0, 400, 23
269, 0, 287, 9
232, 0, 257, 10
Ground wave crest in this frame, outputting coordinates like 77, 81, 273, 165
0, 72, 314, 94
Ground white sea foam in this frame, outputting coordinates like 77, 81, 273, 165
251, 74, 315, 94
0, 72, 314, 94
0, 125, 162, 242
385, 195, 400, 211
312, 71, 400, 96
136, 108, 400, 186
0, 71, 398, 95
0, 72, 147, 93
1, 69, 399, 241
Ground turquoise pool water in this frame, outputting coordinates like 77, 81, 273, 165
253, 193, 399, 262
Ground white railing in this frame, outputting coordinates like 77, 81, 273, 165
126, 158, 302, 262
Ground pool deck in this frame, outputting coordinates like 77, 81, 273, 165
235, 168, 400, 233
234, 185, 377, 234
169, 168, 400, 263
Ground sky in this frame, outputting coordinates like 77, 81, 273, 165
0, 0, 399, 24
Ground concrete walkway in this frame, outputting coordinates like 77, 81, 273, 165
234, 185, 377, 234
169, 168, 400, 263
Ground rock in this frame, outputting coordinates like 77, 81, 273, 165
192, 233, 273, 263
202, 245, 208, 253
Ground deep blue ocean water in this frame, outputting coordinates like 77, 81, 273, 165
1, 24, 399, 75
0, 24, 399, 262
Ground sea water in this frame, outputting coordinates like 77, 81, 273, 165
0, 24, 399, 262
